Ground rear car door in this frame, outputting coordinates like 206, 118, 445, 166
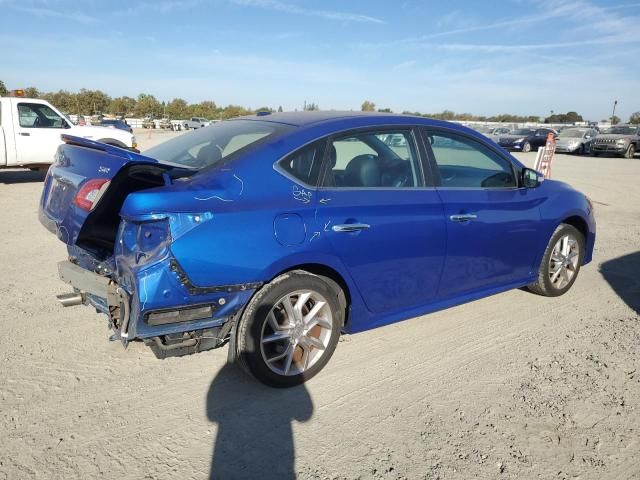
422, 128, 543, 299
314, 128, 446, 315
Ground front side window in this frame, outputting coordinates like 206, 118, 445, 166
18, 103, 66, 128
321, 130, 422, 188
427, 131, 516, 189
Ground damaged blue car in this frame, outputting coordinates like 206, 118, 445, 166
39, 112, 595, 387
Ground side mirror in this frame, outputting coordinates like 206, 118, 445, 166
522, 168, 540, 188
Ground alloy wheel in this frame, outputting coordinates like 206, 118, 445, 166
548, 234, 580, 290
260, 290, 333, 376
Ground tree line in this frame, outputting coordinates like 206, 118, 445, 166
0, 81, 279, 120
1, 81, 637, 124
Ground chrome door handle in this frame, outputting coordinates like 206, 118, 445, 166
19, 132, 30, 136
332, 223, 370, 233
449, 214, 477, 223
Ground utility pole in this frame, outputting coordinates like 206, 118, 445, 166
611, 100, 618, 125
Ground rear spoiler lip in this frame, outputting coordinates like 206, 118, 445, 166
61, 134, 151, 162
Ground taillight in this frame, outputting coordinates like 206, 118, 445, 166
75, 178, 110, 211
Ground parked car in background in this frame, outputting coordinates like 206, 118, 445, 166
0, 94, 137, 170
555, 127, 598, 154
490, 127, 511, 136
142, 116, 156, 129
158, 116, 173, 130
591, 124, 640, 158
39, 112, 595, 387
98, 119, 133, 134
183, 117, 210, 129
498, 128, 557, 152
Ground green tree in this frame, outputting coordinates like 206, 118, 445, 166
191, 100, 219, 119
278, 105, 283, 112
41, 90, 77, 113
24, 86, 40, 98
165, 98, 189, 119
361, 100, 376, 112
377, 107, 393, 113
629, 112, 640, 124
134, 93, 161, 117
108, 96, 137, 116
611, 115, 620, 125
303, 101, 319, 111
219, 104, 252, 119
0, 80, 7, 96
75, 89, 110, 115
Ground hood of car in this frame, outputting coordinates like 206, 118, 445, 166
71, 124, 131, 141
556, 138, 583, 146
595, 134, 631, 141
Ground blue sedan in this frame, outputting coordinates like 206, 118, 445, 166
39, 112, 596, 387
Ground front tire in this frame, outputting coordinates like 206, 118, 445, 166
522, 141, 532, 153
625, 144, 636, 159
528, 224, 584, 297
236, 271, 342, 387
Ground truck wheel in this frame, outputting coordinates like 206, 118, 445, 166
625, 144, 636, 159
235, 271, 342, 388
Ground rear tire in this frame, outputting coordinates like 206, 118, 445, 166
528, 224, 584, 297
236, 271, 342, 387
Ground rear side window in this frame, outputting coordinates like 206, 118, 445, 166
427, 131, 516, 189
278, 140, 326, 186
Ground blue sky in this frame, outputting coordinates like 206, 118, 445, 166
1, 0, 639, 120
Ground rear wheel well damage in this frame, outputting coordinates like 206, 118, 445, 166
278, 264, 351, 327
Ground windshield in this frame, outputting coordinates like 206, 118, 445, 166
604, 126, 636, 135
144, 119, 286, 169
558, 129, 586, 138
511, 129, 534, 136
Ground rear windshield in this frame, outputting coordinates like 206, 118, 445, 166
144, 119, 288, 169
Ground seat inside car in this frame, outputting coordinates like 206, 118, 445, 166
344, 154, 381, 187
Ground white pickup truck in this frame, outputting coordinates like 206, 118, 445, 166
0, 95, 137, 170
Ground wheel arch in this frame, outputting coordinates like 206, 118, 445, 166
96, 138, 128, 148
562, 215, 588, 242
274, 263, 351, 327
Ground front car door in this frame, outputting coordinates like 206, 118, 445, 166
422, 128, 544, 300
315, 127, 447, 317
14, 101, 70, 165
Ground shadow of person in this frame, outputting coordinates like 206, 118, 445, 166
600, 251, 640, 314
206, 363, 313, 480
0, 168, 47, 184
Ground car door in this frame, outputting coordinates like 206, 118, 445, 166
14, 101, 70, 165
314, 128, 446, 315
422, 128, 543, 299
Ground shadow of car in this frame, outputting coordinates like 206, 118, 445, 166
600, 251, 640, 315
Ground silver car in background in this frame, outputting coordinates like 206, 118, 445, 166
555, 127, 598, 154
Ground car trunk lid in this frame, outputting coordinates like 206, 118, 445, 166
39, 135, 194, 258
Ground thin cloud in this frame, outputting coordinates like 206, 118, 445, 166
8, 5, 97, 23
114, 0, 201, 16
232, 0, 384, 24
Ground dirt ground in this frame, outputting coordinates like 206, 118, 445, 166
1, 130, 639, 480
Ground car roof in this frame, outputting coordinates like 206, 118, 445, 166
230, 111, 494, 139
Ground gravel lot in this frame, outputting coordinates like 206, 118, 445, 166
1, 129, 639, 479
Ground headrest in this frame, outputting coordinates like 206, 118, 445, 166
329, 145, 337, 167
345, 154, 380, 187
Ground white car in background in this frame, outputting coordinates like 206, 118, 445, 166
182, 117, 210, 129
